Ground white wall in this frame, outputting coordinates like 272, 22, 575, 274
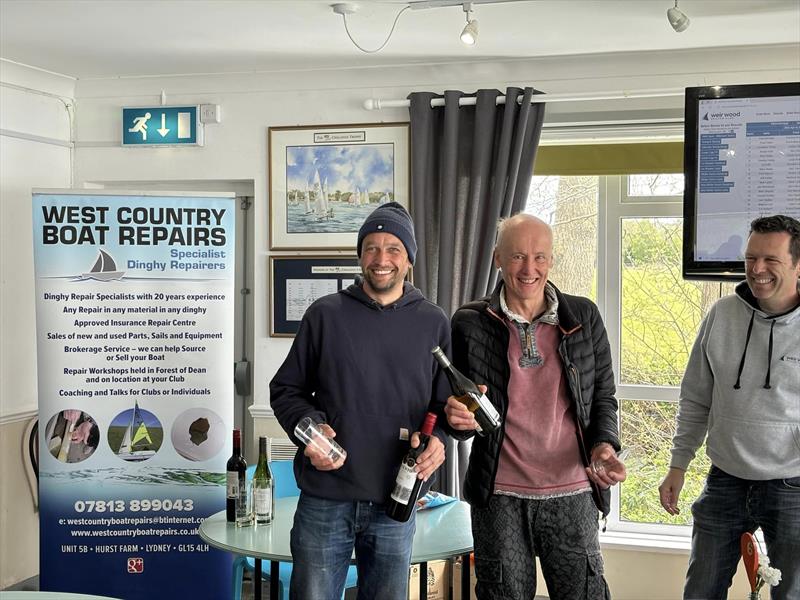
1, 60, 74, 420
2, 43, 798, 593
0, 59, 75, 588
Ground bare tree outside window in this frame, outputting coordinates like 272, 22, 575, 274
628, 174, 684, 197
526, 176, 598, 300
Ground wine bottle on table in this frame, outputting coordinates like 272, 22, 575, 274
226, 429, 246, 523
386, 412, 437, 523
253, 436, 274, 525
432, 346, 501, 436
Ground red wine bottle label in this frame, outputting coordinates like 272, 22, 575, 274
226, 472, 238, 498
390, 462, 417, 505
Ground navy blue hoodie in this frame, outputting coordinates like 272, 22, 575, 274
270, 280, 452, 503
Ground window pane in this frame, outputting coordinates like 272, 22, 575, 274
619, 399, 711, 525
620, 218, 734, 386
627, 174, 684, 197
525, 176, 598, 300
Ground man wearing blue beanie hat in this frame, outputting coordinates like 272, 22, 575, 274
271, 200, 453, 599
357, 201, 417, 265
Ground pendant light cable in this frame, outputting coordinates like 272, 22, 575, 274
340, 5, 411, 53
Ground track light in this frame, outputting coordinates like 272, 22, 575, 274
667, 0, 690, 33
460, 2, 478, 45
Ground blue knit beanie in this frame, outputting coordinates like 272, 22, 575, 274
357, 202, 417, 264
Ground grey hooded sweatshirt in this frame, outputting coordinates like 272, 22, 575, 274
670, 281, 800, 480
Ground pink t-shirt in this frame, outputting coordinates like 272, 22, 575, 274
494, 318, 590, 498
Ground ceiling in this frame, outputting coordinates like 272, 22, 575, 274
1, 0, 798, 80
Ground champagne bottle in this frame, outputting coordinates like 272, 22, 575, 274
253, 436, 274, 525
386, 412, 437, 523
226, 429, 246, 523
432, 346, 501, 436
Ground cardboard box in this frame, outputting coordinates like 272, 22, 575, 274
409, 559, 450, 600
451, 554, 477, 600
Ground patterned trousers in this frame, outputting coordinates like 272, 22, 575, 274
471, 492, 610, 600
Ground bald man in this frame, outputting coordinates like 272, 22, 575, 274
445, 214, 626, 600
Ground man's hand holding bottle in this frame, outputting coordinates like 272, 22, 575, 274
444, 384, 488, 431
409, 431, 445, 482
433, 347, 502, 436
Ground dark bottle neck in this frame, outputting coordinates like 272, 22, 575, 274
232, 429, 242, 456
432, 346, 453, 369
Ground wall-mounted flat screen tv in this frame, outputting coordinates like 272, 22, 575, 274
682, 82, 800, 280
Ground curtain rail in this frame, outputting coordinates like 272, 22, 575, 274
363, 88, 684, 110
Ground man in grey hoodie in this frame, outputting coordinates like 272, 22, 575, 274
659, 214, 800, 600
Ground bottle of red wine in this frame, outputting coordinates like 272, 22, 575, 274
386, 412, 437, 523
226, 428, 246, 523
432, 346, 501, 436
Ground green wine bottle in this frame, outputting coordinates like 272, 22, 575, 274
432, 346, 501, 436
253, 436, 274, 525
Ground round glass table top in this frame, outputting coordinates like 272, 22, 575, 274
199, 496, 473, 563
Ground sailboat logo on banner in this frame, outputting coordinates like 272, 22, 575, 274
110, 400, 162, 462
78, 249, 125, 281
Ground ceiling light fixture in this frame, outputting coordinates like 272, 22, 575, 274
332, 3, 411, 54
460, 2, 478, 45
332, 0, 491, 54
667, 0, 690, 33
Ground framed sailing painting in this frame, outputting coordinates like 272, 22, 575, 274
268, 122, 410, 250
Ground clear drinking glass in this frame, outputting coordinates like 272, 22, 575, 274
294, 416, 346, 463
590, 448, 630, 476
235, 480, 253, 527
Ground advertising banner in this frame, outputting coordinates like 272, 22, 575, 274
33, 190, 235, 599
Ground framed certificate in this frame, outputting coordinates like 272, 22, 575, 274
269, 255, 361, 337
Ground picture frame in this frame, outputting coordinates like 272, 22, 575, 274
269, 122, 410, 250
269, 255, 361, 337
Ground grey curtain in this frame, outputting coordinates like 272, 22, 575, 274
407, 87, 546, 496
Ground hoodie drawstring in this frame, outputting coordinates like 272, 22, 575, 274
733, 310, 776, 390
764, 320, 775, 390
733, 311, 755, 390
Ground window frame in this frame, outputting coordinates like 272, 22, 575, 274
601, 174, 693, 536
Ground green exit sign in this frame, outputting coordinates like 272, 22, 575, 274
122, 106, 203, 146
